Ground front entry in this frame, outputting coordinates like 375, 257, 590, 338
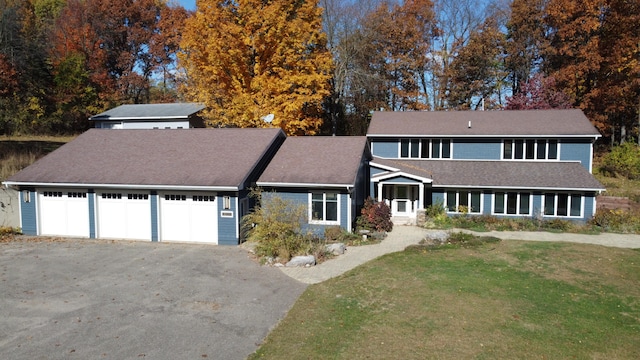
382, 184, 419, 218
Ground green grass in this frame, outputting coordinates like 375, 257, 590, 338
250, 240, 640, 359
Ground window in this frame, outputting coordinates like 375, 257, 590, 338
101, 193, 122, 199
544, 193, 582, 217
504, 140, 558, 160
445, 190, 481, 213
192, 195, 215, 202
310, 192, 339, 223
493, 192, 531, 215
127, 193, 148, 200
165, 194, 187, 201
401, 139, 451, 159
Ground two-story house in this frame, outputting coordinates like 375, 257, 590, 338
367, 109, 605, 223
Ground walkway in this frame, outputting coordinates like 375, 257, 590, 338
279, 226, 640, 284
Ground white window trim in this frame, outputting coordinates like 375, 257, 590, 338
491, 192, 532, 216
502, 139, 560, 161
308, 192, 340, 225
542, 192, 584, 218
444, 190, 483, 214
399, 139, 452, 159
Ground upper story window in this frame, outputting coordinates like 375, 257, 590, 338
503, 139, 558, 160
400, 139, 451, 159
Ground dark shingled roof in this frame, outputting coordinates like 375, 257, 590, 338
6, 128, 284, 189
367, 109, 602, 137
258, 136, 371, 186
372, 157, 604, 191
89, 103, 205, 121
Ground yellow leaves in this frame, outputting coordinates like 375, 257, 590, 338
179, 0, 332, 135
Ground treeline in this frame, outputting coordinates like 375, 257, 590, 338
0, 0, 188, 134
1, 0, 638, 140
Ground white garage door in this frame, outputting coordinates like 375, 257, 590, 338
160, 193, 218, 243
38, 190, 90, 237
97, 192, 151, 240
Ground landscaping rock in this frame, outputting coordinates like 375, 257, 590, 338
286, 255, 316, 267
423, 231, 449, 245
325, 243, 346, 255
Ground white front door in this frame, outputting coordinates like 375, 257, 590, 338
392, 185, 412, 216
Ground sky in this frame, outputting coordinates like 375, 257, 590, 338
178, 0, 196, 10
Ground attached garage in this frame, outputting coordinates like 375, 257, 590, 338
38, 189, 90, 237
96, 191, 151, 240
4, 128, 286, 245
159, 192, 218, 243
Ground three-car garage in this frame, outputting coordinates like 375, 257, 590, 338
35, 189, 220, 244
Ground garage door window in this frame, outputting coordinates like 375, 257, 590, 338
165, 194, 187, 201
68, 192, 87, 198
102, 193, 122, 199
127, 194, 148, 200
44, 191, 63, 197
193, 195, 215, 202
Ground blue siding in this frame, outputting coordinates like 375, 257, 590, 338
482, 193, 492, 215
20, 189, 37, 235
262, 189, 351, 235
88, 190, 96, 238
584, 193, 596, 220
217, 192, 239, 245
383, 176, 422, 184
371, 139, 398, 158
560, 140, 591, 170
432, 190, 445, 206
453, 139, 501, 160
150, 191, 158, 242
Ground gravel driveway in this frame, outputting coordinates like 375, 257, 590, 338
0, 237, 306, 360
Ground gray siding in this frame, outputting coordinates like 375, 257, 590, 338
371, 139, 398, 158
20, 189, 37, 235
560, 140, 592, 170
122, 120, 191, 129
453, 139, 501, 160
217, 192, 239, 245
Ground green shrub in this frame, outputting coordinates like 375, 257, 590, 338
356, 197, 393, 232
241, 192, 309, 261
600, 142, 640, 180
323, 226, 361, 244
589, 208, 640, 233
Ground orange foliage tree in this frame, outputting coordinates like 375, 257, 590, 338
178, 0, 333, 135
544, 0, 640, 139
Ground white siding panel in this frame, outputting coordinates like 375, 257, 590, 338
97, 192, 151, 240
38, 190, 89, 237
160, 193, 217, 243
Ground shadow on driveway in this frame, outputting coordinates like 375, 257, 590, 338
0, 237, 307, 360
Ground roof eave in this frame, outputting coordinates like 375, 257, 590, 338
2, 181, 239, 192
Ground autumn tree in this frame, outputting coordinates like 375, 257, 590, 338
445, 16, 506, 110
179, 0, 333, 135
504, 0, 547, 95
505, 73, 572, 110
544, 0, 640, 141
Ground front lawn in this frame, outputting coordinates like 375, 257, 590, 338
251, 240, 640, 359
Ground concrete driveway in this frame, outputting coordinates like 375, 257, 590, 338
0, 237, 307, 360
